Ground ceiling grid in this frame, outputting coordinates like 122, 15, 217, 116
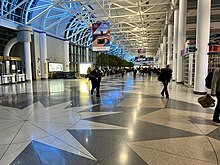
0, 0, 220, 59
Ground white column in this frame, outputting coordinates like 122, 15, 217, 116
157, 48, 160, 68
160, 43, 163, 68
189, 53, 193, 86
167, 23, 173, 65
163, 36, 167, 68
39, 32, 48, 79
70, 45, 74, 62
24, 42, 32, 81
86, 48, 89, 62
172, 6, 179, 81
17, 25, 33, 81
194, 0, 211, 94
33, 32, 41, 80
63, 40, 70, 72
177, 0, 187, 83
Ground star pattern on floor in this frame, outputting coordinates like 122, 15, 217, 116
71, 96, 220, 165
0, 76, 220, 165
0, 101, 127, 164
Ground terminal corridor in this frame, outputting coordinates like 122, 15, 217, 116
0, 73, 219, 165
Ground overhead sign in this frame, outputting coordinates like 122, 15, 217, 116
92, 22, 110, 51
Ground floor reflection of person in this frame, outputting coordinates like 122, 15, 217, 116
90, 66, 102, 97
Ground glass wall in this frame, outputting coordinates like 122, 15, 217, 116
69, 43, 98, 74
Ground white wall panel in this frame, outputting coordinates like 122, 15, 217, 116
46, 35, 65, 64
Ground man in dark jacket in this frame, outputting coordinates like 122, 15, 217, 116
160, 65, 172, 98
211, 67, 220, 123
90, 66, 102, 97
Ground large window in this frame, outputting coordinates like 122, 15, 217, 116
69, 43, 98, 72
69, 44, 78, 73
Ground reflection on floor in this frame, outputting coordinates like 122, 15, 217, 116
0, 73, 219, 165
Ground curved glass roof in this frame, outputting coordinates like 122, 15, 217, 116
0, 0, 37, 24
0, 0, 134, 60
5, 0, 218, 61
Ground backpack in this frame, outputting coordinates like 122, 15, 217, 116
158, 74, 162, 81
205, 71, 213, 89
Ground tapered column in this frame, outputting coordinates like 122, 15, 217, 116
167, 23, 173, 65
157, 48, 160, 68
162, 36, 167, 68
172, 5, 179, 81
194, 0, 211, 94
24, 42, 32, 80
177, 0, 187, 83
157, 48, 161, 68
17, 25, 33, 81
160, 43, 163, 68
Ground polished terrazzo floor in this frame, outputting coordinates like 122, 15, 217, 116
0, 73, 219, 165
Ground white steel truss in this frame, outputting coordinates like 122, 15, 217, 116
0, 0, 173, 58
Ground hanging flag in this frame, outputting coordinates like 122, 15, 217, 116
92, 22, 110, 51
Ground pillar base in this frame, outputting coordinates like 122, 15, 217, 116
193, 91, 207, 95
176, 81, 184, 85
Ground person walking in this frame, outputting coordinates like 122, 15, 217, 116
159, 65, 172, 98
211, 67, 220, 123
133, 68, 137, 79
121, 67, 125, 78
90, 66, 102, 97
87, 66, 92, 76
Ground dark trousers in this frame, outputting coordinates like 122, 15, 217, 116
133, 72, 137, 79
91, 80, 100, 95
213, 92, 220, 120
161, 80, 169, 98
